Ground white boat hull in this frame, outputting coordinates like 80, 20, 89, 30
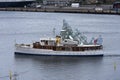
15, 46, 103, 57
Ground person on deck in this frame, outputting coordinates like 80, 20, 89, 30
97, 35, 103, 45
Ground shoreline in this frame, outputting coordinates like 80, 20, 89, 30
0, 7, 120, 15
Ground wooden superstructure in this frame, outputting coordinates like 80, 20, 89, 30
32, 40, 103, 51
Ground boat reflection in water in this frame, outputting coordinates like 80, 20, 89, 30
15, 54, 103, 64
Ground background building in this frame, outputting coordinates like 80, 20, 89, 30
85, 0, 116, 4
39, 0, 116, 5
43, 0, 74, 6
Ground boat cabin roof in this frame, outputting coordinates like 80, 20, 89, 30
40, 38, 56, 42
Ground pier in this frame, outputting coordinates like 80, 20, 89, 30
0, 7, 120, 15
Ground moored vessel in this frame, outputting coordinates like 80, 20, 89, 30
15, 20, 103, 57
0, 0, 35, 7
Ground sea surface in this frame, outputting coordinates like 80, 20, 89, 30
0, 11, 120, 80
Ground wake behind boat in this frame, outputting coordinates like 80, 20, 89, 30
15, 20, 103, 57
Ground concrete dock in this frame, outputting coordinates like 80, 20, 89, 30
0, 7, 119, 15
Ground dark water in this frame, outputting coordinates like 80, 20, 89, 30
0, 11, 120, 80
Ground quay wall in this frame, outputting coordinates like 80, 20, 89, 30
0, 7, 120, 15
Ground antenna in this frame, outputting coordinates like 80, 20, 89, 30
53, 28, 56, 37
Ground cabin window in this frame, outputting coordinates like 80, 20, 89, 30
65, 40, 67, 42
45, 41, 48, 45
